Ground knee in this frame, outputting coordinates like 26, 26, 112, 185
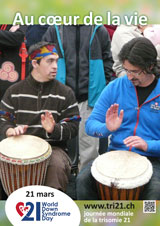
51, 149, 71, 175
55, 159, 71, 178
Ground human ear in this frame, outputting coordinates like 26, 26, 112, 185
32, 60, 38, 69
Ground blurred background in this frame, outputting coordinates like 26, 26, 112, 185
0, 202, 12, 226
0, 0, 159, 24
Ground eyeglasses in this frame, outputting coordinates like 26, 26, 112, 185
123, 68, 143, 76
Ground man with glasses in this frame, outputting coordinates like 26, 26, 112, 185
76, 37, 160, 200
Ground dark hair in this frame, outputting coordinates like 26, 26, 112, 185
118, 37, 159, 76
28, 41, 57, 73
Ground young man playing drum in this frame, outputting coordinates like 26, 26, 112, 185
0, 41, 80, 193
77, 37, 160, 200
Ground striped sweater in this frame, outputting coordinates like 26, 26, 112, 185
0, 75, 79, 150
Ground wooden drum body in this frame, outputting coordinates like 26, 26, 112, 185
91, 151, 153, 200
0, 135, 52, 195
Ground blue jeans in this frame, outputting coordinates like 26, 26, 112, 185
76, 157, 160, 200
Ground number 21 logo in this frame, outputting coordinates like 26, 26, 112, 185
16, 202, 40, 221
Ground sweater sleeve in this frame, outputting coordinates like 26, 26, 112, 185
46, 87, 79, 141
0, 29, 24, 48
0, 88, 16, 138
145, 140, 160, 155
85, 82, 113, 138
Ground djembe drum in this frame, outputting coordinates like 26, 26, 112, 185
91, 151, 153, 200
0, 135, 52, 195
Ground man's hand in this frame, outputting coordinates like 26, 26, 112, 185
106, 103, 124, 132
9, 25, 20, 32
41, 111, 55, 134
6, 125, 28, 137
124, 136, 148, 151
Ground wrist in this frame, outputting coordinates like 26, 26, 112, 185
143, 142, 148, 151
45, 126, 54, 134
6, 128, 14, 137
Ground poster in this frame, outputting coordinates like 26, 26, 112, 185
0, 0, 160, 225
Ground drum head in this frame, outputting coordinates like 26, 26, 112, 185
0, 135, 49, 160
91, 150, 153, 189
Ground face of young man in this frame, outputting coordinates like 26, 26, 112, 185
35, 54, 59, 82
123, 60, 155, 87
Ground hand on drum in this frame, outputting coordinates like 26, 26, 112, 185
106, 103, 124, 132
6, 125, 28, 137
41, 111, 55, 133
124, 136, 148, 151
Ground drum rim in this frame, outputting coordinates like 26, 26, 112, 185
91, 151, 153, 189
0, 145, 52, 165
0, 135, 52, 165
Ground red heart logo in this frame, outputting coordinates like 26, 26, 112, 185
16, 202, 29, 217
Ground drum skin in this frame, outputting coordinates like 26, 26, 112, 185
0, 135, 52, 195
91, 150, 153, 200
